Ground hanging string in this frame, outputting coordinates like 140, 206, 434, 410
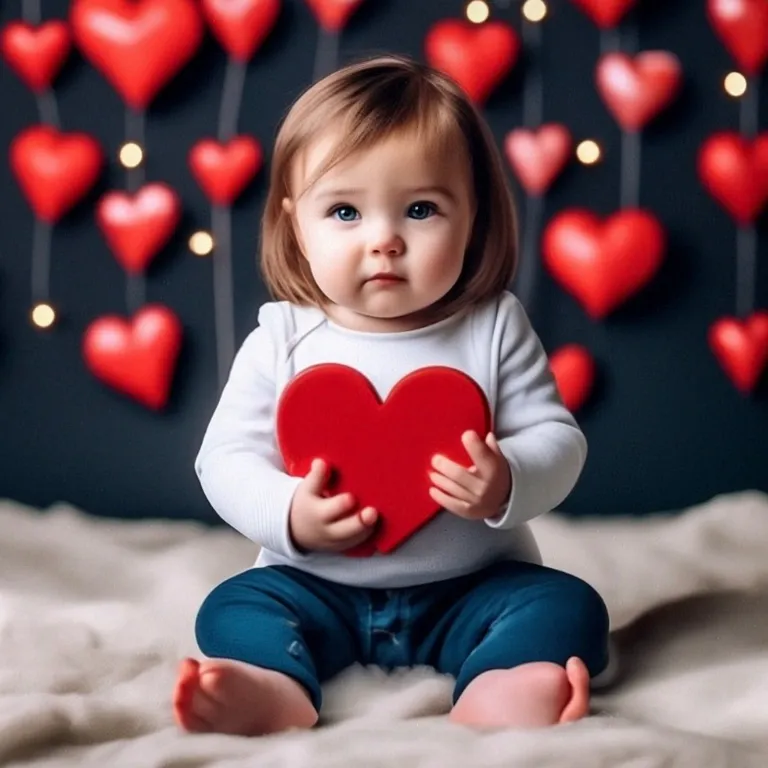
125, 109, 147, 312
219, 60, 247, 143
22, 0, 40, 24
313, 29, 339, 82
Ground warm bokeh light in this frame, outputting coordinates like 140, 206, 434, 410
522, 0, 548, 22
189, 231, 214, 256
119, 142, 144, 168
31, 302, 56, 329
466, 0, 490, 24
724, 72, 747, 98
576, 140, 602, 165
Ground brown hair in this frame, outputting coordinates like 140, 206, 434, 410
260, 54, 518, 320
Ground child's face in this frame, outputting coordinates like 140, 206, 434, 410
288, 129, 475, 332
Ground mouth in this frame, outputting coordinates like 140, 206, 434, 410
367, 273, 406, 283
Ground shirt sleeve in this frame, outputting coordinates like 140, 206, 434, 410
484, 294, 588, 530
193, 314, 307, 558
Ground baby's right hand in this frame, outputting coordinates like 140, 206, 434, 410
289, 459, 378, 553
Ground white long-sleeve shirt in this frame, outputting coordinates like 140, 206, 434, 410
194, 291, 587, 588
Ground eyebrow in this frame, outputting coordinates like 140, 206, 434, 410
313, 186, 458, 202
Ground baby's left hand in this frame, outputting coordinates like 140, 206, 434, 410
429, 431, 511, 521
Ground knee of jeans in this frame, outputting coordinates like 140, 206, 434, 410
558, 576, 611, 665
194, 577, 243, 655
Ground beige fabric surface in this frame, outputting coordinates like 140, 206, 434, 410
1, 491, 767, 767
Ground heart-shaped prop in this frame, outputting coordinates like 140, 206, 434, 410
569, 0, 636, 29
1, 20, 71, 92
708, 312, 768, 394
505, 124, 572, 196
189, 136, 263, 206
425, 19, 519, 105
596, 51, 682, 132
83, 304, 183, 410
543, 208, 666, 320
707, 0, 768, 76
276, 364, 491, 555
304, 0, 364, 32
70, 0, 204, 110
201, 0, 281, 62
96, 183, 181, 274
698, 132, 768, 226
10, 125, 103, 223
548, 345, 596, 413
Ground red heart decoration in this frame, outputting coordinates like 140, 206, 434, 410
548, 345, 596, 413
10, 125, 103, 224
425, 19, 519, 105
276, 364, 491, 555
707, 0, 768, 76
70, 0, 204, 110
96, 183, 181, 274
1, 20, 71, 92
542, 208, 666, 320
82, 304, 183, 410
708, 312, 768, 394
596, 51, 682, 132
698, 132, 768, 226
569, 0, 636, 28
304, 0, 364, 32
189, 136, 263, 206
505, 124, 572, 196
201, 0, 281, 62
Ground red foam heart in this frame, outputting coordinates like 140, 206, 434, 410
698, 132, 768, 226
96, 183, 181, 274
596, 51, 682, 132
549, 345, 596, 413
202, 0, 281, 62
708, 312, 768, 395
543, 208, 666, 320
425, 19, 519, 105
1, 20, 71, 92
570, 0, 636, 28
276, 364, 491, 555
189, 136, 263, 206
82, 304, 183, 410
304, 0, 364, 32
505, 124, 572, 196
70, 0, 204, 110
707, 0, 768, 76
10, 125, 103, 224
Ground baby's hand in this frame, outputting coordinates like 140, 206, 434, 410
289, 459, 378, 553
429, 431, 512, 521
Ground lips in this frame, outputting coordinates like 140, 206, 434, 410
368, 273, 405, 282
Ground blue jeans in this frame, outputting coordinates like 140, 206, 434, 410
195, 560, 610, 711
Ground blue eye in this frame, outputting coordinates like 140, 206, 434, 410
332, 205, 359, 222
408, 202, 436, 220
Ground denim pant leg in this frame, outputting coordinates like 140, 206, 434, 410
413, 561, 610, 702
195, 565, 362, 711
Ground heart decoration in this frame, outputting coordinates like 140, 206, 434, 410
1, 20, 71, 92
10, 125, 103, 224
96, 183, 181, 274
707, 0, 768, 76
189, 136, 263, 206
70, 0, 204, 110
708, 312, 768, 394
569, 0, 636, 29
276, 364, 492, 555
548, 345, 596, 413
698, 132, 768, 226
304, 0, 364, 32
542, 208, 666, 320
201, 0, 281, 62
425, 19, 519, 105
83, 304, 183, 410
596, 51, 683, 132
505, 124, 572, 196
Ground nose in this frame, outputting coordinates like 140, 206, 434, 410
368, 221, 405, 257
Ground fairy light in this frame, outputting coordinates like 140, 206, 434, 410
119, 142, 144, 168
189, 231, 214, 256
576, 140, 602, 165
466, 0, 490, 24
522, 0, 548, 22
724, 72, 747, 98
31, 302, 56, 329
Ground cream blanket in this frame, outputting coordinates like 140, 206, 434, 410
1, 491, 767, 767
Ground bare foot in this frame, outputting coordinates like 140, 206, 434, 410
448, 657, 591, 730
172, 657, 318, 736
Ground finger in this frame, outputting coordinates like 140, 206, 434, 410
485, 432, 502, 454
429, 486, 473, 519
429, 471, 476, 504
327, 507, 378, 549
461, 431, 497, 475
431, 454, 485, 496
319, 491, 357, 521
303, 459, 328, 494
